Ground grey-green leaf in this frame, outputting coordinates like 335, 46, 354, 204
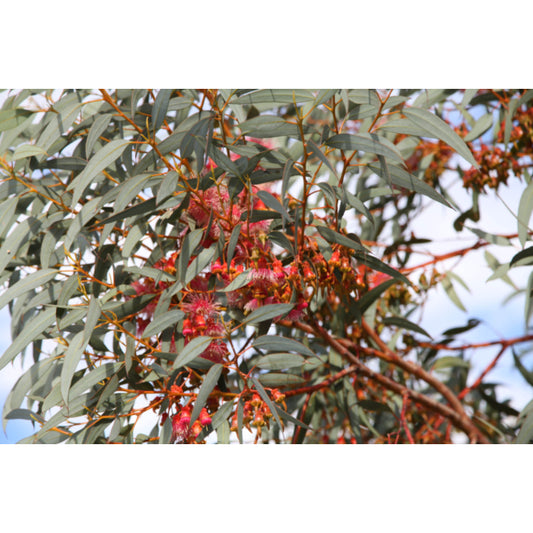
403, 107, 478, 168
190, 363, 223, 426
68, 139, 130, 207
241, 303, 294, 327
172, 336, 213, 370
0, 268, 58, 310
325, 133, 403, 163
253, 335, 316, 358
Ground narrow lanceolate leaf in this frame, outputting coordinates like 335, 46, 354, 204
325, 133, 403, 163
512, 349, 533, 388
307, 138, 337, 177
441, 274, 467, 312
142, 309, 185, 338
403, 107, 479, 169
517, 180, 533, 248
0, 216, 42, 277
463, 113, 493, 142
61, 331, 88, 405
256, 353, 306, 370
0, 268, 58, 310
190, 364, 223, 427
172, 336, 213, 370
241, 303, 294, 327
0, 307, 56, 371
250, 376, 283, 430
83, 297, 102, 343
12, 144, 47, 160
382, 316, 432, 339
316, 226, 367, 252
219, 270, 252, 292
152, 89, 173, 132
510, 247, 533, 268
368, 163, 452, 209
227, 223, 242, 268
253, 335, 316, 358
257, 190, 292, 222
354, 252, 411, 286
68, 139, 130, 207
86, 114, 112, 157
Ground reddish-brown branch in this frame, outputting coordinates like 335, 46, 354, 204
458, 344, 509, 401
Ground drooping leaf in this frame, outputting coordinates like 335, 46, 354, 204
152, 89, 173, 132
0, 268, 58, 310
0, 307, 56, 371
517, 180, 533, 248
316, 226, 367, 252
190, 363, 223, 426
253, 335, 316, 358
142, 309, 185, 338
68, 139, 130, 207
172, 336, 213, 370
382, 316, 432, 339
403, 107, 478, 168
255, 353, 306, 370
241, 303, 294, 327
325, 133, 403, 163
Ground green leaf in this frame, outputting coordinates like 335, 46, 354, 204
86, 113, 112, 157
307, 138, 338, 177
231, 89, 315, 105
60, 331, 87, 405
250, 376, 283, 429
517, 180, 533, 248
432, 356, 470, 371
354, 252, 411, 286
172, 336, 213, 370
68, 139, 130, 207
441, 274, 467, 312
83, 296, 102, 344
368, 163, 452, 208
466, 227, 513, 246
226, 223, 242, 267
0, 216, 42, 277
257, 190, 292, 222
316, 226, 367, 252
0, 268, 58, 310
219, 270, 252, 292
190, 363, 223, 426
258, 373, 306, 387
12, 144, 47, 160
325, 133, 403, 163
382, 316, 432, 339
359, 278, 397, 313
403, 107, 478, 168
253, 335, 316, 358
0, 108, 33, 132
156, 171, 179, 205
512, 349, 533, 387
241, 303, 294, 327
442, 319, 481, 337
256, 353, 306, 370
238, 116, 306, 139
159, 416, 173, 444
510, 247, 533, 268
184, 245, 217, 285
142, 309, 185, 338
463, 113, 493, 142
0, 307, 56, 371
178, 228, 204, 283
152, 89, 173, 132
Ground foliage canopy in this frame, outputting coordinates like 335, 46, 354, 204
2, 88, 533, 444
